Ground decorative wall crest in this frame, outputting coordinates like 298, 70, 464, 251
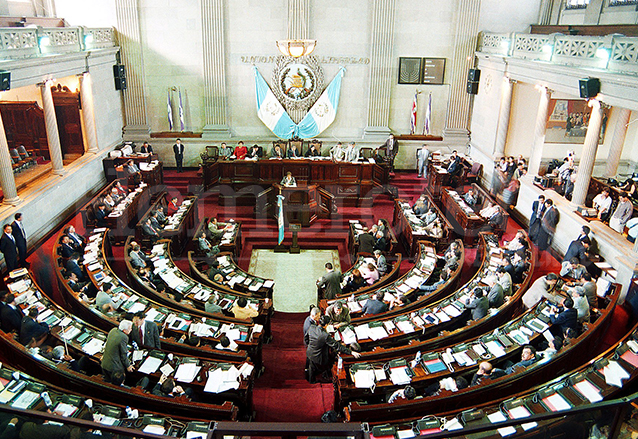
271, 56, 324, 114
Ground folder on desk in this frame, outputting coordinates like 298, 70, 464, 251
422, 355, 447, 374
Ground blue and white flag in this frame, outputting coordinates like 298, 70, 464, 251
423, 92, 432, 135
297, 67, 345, 138
167, 89, 173, 131
254, 66, 345, 139
254, 67, 296, 139
277, 194, 285, 245
178, 89, 185, 131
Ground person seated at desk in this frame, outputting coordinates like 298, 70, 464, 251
19, 307, 49, 346
471, 361, 494, 386
305, 143, 320, 157
167, 196, 180, 216
96, 282, 119, 313
412, 195, 429, 216
234, 141, 248, 159
463, 189, 477, 206
102, 194, 116, 212
198, 231, 220, 258
110, 187, 122, 204
342, 269, 366, 295
280, 171, 297, 187
155, 207, 168, 227
141, 218, 160, 244
207, 217, 227, 240
549, 297, 578, 337
325, 301, 350, 329
465, 287, 489, 321
129, 241, 152, 269
374, 250, 387, 276
248, 144, 263, 159
522, 273, 560, 309
94, 203, 108, 228
485, 275, 504, 308
271, 144, 284, 159
140, 141, 153, 154
344, 142, 360, 163
115, 181, 128, 197
421, 207, 437, 226
414, 271, 449, 300
560, 256, 587, 280
66, 272, 94, 302
59, 235, 76, 258
387, 385, 417, 403
609, 192, 633, 233
442, 241, 461, 266
138, 266, 161, 289
373, 231, 387, 252
486, 205, 505, 230
219, 142, 233, 159
592, 188, 612, 221
620, 176, 638, 200
362, 292, 389, 315
65, 253, 86, 282
231, 297, 258, 320
503, 230, 526, 256
538, 336, 563, 362
447, 154, 462, 177
287, 144, 301, 158
63, 225, 85, 250
1, 293, 23, 333
126, 159, 140, 174
207, 260, 227, 281
151, 375, 193, 399
501, 253, 526, 284
424, 218, 443, 239
205, 293, 222, 314
505, 345, 537, 374
330, 142, 346, 162
360, 262, 379, 285
149, 210, 163, 231
479, 201, 498, 219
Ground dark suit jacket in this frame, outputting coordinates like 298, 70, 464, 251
1, 304, 23, 333
19, 316, 49, 345
465, 296, 488, 320
68, 232, 85, 249
130, 321, 161, 349
305, 148, 320, 157
140, 144, 153, 154
94, 208, 108, 228
65, 259, 84, 280
102, 328, 130, 373
248, 147, 263, 158
0, 234, 17, 271
563, 240, 587, 264
373, 236, 387, 252
318, 270, 342, 300
59, 243, 75, 258
305, 322, 350, 368
11, 221, 26, 259
142, 223, 160, 237
541, 206, 559, 234
173, 143, 184, 157
358, 233, 375, 254
287, 148, 300, 158
550, 308, 578, 334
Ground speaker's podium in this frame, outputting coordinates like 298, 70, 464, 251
273, 182, 319, 227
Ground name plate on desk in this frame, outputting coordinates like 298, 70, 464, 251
289, 223, 302, 231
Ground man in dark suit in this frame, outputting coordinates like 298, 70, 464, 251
487, 205, 504, 230
173, 138, 185, 172
529, 194, 545, 240
94, 203, 108, 228
101, 320, 134, 383
465, 287, 488, 321
0, 224, 18, 272
19, 307, 49, 346
59, 236, 76, 258
130, 311, 161, 350
305, 315, 360, 383
361, 292, 388, 315
549, 297, 578, 336
140, 141, 153, 154
11, 213, 27, 268
537, 199, 559, 252
1, 293, 23, 333
357, 229, 375, 254
316, 262, 342, 300
141, 219, 160, 244
63, 225, 85, 250
248, 144, 263, 159
65, 253, 86, 281
563, 237, 590, 264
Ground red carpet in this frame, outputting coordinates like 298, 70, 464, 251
23, 167, 630, 422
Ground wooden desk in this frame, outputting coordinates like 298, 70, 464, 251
424, 161, 450, 200
347, 219, 399, 263
192, 218, 242, 258
103, 153, 160, 180
202, 158, 389, 207
277, 183, 319, 227
161, 196, 198, 253
392, 197, 452, 257
441, 188, 486, 245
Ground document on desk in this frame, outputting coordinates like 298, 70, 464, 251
239, 362, 254, 378
82, 338, 105, 356
487, 411, 516, 437
542, 393, 572, 411
389, 366, 412, 385
453, 351, 476, 367
53, 402, 78, 417
574, 379, 603, 403
507, 406, 537, 431
485, 341, 506, 358
204, 367, 241, 393
353, 369, 375, 389
142, 425, 166, 435
354, 324, 370, 340
603, 361, 630, 388
369, 325, 389, 340
442, 304, 462, 318
175, 363, 201, 383
61, 326, 81, 340
396, 320, 415, 334
341, 327, 357, 345
138, 356, 163, 375
383, 320, 396, 332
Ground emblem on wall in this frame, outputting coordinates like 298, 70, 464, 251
272, 56, 324, 115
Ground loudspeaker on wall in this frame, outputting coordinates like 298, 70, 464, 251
579, 78, 600, 99
113, 64, 127, 91
467, 68, 481, 82
466, 80, 479, 95
0, 71, 11, 91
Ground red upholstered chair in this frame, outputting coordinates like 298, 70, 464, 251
466, 162, 483, 184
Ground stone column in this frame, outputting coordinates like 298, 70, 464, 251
286, 0, 311, 124
39, 80, 65, 176
528, 86, 551, 176
78, 72, 99, 153
571, 100, 603, 207
115, 0, 150, 138
443, 0, 481, 143
538, 0, 554, 25
201, 0, 231, 139
0, 112, 19, 205
363, 0, 396, 140
603, 107, 631, 178
493, 77, 514, 159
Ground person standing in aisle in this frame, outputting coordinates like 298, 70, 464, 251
173, 138, 185, 173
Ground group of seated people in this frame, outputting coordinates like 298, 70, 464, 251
93, 181, 129, 227
411, 195, 445, 238
342, 251, 387, 295
140, 196, 180, 243
590, 186, 636, 239
462, 187, 506, 230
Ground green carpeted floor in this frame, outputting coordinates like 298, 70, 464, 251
248, 248, 341, 312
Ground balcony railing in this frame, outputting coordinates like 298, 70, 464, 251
478, 31, 638, 75
0, 26, 116, 60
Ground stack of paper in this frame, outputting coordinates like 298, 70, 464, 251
204, 366, 241, 393
353, 369, 375, 388
389, 367, 412, 385
138, 356, 163, 375
175, 363, 201, 383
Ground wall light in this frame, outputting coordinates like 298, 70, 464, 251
39, 35, 50, 47
276, 39, 316, 58
595, 47, 610, 61
542, 44, 553, 54
84, 33, 94, 45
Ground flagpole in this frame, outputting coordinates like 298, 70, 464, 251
423, 92, 432, 135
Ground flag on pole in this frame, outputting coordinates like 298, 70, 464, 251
410, 90, 418, 134
277, 194, 285, 245
167, 89, 173, 131
178, 89, 185, 131
296, 68, 346, 138
254, 67, 296, 139
423, 92, 432, 135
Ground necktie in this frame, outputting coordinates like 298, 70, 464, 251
139, 326, 144, 345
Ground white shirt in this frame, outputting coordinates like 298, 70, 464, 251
592, 194, 611, 213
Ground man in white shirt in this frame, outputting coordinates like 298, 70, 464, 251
592, 189, 612, 220
330, 142, 346, 162
344, 142, 360, 163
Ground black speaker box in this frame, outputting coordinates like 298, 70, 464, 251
114, 76, 127, 91
113, 64, 126, 79
579, 78, 600, 98
0, 71, 10, 91
468, 68, 481, 82
467, 81, 479, 95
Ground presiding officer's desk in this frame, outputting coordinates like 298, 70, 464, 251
202, 157, 390, 206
